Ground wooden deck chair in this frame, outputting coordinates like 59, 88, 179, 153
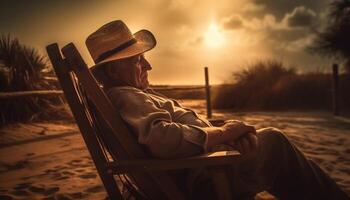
46, 42, 241, 200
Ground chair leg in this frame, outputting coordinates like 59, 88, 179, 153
210, 167, 232, 200
100, 169, 124, 200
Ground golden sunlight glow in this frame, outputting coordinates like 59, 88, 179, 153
204, 23, 225, 48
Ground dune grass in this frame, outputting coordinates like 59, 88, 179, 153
0, 35, 71, 126
212, 60, 350, 113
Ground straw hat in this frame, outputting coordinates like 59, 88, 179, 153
86, 20, 156, 68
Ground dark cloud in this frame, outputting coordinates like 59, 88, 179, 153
0, 0, 105, 34
223, 15, 244, 29
0, 0, 102, 23
224, 2, 321, 55
268, 29, 309, 42
251, 0, 328, 20
284, 6, 317, 28
262, 19, 315, 53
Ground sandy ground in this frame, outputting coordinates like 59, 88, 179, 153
0, 99, 349, 200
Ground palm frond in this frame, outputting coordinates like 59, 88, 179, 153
0, 34, 66, 126
309, 0, 350, 73
329, 0, 350, 23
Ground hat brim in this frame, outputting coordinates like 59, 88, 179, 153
90, 29, 156, 69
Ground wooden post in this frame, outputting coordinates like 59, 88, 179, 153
205, 67, 212, 119
332, 63, 339, 115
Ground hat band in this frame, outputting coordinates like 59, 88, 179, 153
95, 38, 137, 63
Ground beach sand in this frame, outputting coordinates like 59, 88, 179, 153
0, 100, 349, 199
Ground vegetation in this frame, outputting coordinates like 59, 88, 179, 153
0, 34, 71, 126
0, 68, 7, 91
310, 0, 350, 73
212, 60, 350, 112
133, 0, 350, 114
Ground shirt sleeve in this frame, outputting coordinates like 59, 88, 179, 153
108, 88, 208, 159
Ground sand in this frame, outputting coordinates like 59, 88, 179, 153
0, 99, 349, 199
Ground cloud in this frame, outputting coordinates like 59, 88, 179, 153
243, 2, 265, 12
283, 6, 317, 28
230, 6, 318, 31
243, 6, 318, 30
267, 28, 309, 43
284, 35, 315, 52
219, 7, 318, 57
222, 15, 244, 29
251, 0, 326, 20
245, 14, 283, 30
224, 13, 285, 31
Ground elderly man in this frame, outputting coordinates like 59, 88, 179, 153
86, 20, 349, 199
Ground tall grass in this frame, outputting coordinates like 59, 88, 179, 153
0, 35, 71, 126
0, 68, 7, 91
212, 60, 350, 112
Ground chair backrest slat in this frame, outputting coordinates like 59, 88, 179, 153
49, 43, 168, 200
50, 43, 185, 200
61, 43, 145, 159
46, 44, 123, 200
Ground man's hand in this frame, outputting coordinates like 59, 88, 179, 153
223, 120, 259, 154
229, 132, 259, 154
205, 120, 258, 149
221, 120, 256, 141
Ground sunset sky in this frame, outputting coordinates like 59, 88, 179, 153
1, 0, 334, 85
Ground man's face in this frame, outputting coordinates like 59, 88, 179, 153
131, 54, 152, 89
108, 54, 152, 90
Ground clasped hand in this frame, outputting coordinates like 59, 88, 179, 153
221, 120, 259, 154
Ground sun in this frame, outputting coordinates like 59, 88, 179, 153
204, 23, 225, 48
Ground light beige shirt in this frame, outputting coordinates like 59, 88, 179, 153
107, 86, 211, 159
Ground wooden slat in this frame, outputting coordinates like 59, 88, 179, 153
61, 43, 185, 200
46, 43, 123, 200
109, 151, 241, 173
61, 44, 144, 158
61, 45, 167, 200
0, 90, 63, 98
59, 42, 239, 200
92, 108, 170, 200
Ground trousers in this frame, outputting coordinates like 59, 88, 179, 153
191, 127, 349, 200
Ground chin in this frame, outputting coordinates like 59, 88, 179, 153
141, 80, 149, 89
141, 84, 149, 90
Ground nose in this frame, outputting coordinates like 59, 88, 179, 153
141, 57, 152, 70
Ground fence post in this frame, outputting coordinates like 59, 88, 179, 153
332, 63, 339, 115
205, 67, 212, 119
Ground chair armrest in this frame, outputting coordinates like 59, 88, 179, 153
108, 151, 240, 174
